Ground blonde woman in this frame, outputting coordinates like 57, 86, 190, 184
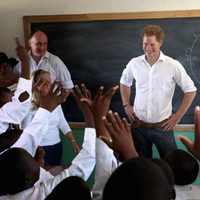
21, 69, 80, 165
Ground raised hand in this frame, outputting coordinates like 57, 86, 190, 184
40, 81, 70, 112
176, 105, 200, 161
101, 110, 138, 162
80, 85, 118, 119
80, 85, 119, 137
15, 37, 30, 80
71, 84, 94, 128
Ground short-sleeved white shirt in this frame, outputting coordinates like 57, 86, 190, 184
14, 51, 74, 89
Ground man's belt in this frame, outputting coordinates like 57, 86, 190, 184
132, 116, 169, 129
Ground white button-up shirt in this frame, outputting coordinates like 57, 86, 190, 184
120, 52, 197, 123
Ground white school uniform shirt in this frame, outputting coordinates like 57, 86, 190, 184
11, 107, 55, 186
92, 138, 118, 200
14, 51, 74, 89
12, 107, 51, 156
0, 77, 32, 134
1, 107, 53, 193
120, 51, 197, 123
21, 105, 71, 146
0, 128, 96, 200
37, 167, 54, 185
6, 108, 112, 200
175, 184, 200, 200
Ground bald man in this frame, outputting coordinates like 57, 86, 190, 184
14, 30, 74, 89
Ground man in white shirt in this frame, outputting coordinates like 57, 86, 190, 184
14, 30, 74, 89
120, 24, 197, 159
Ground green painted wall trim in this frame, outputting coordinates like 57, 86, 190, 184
61, 130, 200, 188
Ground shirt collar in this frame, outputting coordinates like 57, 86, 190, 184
43, 51, 50, 58
141, 51, 165, 63
28, 51, 50, 60
175, 184, 192, 191
159, 51, 165, 62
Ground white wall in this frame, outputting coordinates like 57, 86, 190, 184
1, 0, 200, 56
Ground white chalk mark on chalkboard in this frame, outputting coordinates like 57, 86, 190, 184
186, 48, 191, 61
188, 33, 200, 85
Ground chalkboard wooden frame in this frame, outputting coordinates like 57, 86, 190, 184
23, 10, 200, 131
23, 10, 200, 47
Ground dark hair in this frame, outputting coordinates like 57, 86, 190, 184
0, 52, 8, 65
0, 52, 18, 67
0, 87, 11, 96
0, 148, 40, 194
8, 58, 19, 67
0, 129, 23, 153
151, 158, 174, 188
103, 157, 172, 200
45, 176, 92, 200
164, 149, 199, 185
152, 158, 176, 199
0, 87, 12, 108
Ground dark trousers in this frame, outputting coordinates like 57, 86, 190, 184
43, 141, 62, 165
131, 125, 177, 159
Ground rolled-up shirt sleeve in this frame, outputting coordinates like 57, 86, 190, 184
120, 59, 135, 87
175, 61, 197, 93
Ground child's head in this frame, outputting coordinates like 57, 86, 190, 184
45, 176, 92, 200
0, 52, 18, 76
103, 157, 172, 200
0, 129, 23, 153
152, 158, 176, 199
0, 87, 13, 108
164, 149, 199, 185
0, 147, 40, 195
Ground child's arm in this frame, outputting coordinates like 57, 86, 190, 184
0, 38, 31, 133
